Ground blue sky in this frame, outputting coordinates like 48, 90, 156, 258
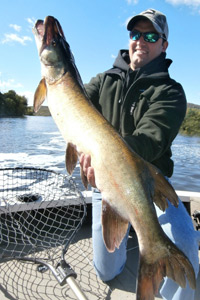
0, 0, 200, 106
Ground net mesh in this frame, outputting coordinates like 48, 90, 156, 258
0, 168, 113, 299
0, 167, 86, 262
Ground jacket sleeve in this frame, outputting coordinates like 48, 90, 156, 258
124, 82, 187, 165
84, 73, 103, 108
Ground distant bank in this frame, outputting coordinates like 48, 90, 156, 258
25, 103, 200, 136
26, 103, 200, 117
26, 103, 200, 136
26, 106, 51, 116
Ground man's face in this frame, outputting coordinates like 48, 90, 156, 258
129, 19, 168, 70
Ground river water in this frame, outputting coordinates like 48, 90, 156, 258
0, 116, 199, 192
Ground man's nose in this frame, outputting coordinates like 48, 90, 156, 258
136, 35, 146, 44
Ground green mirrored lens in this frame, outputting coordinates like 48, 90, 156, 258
144, 33, 159, 43
130, 31, 141, 41
130, 31, 161, 43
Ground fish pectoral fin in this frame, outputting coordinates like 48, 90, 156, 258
102, 199, 129, 253
65, 143, 78, 175
34, 78, 47, 112
148, 163, 179, 211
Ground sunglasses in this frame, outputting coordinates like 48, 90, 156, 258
129, 30, 166, 43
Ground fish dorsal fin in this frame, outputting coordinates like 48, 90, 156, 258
102, 199, 129, 253
34, 78, 47, 112
147, 163, 179, 211
65, 143, 78, 175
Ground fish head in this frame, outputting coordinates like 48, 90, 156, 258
33, 16, 72, 84
33, 16, 85, 112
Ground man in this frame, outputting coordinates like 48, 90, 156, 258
80, 9, 199, 300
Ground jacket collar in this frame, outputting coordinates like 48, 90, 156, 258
108, 50, 172, 77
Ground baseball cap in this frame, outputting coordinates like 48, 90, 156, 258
127, 9, 169, 40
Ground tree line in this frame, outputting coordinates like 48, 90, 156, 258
0, 90, 28, 117
0, 90, 200, 136
179, 108, 200, 136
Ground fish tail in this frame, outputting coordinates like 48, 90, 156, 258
136, 243, 196, 300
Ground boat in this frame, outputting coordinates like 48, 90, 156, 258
0, 168, 199, 300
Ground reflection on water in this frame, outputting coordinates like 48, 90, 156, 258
0, 116, 66, 172
171, 135, 200, 192
0, 116, 200, 192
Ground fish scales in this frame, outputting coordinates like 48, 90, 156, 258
33, 16, 196, 300
48, 75, 158, 233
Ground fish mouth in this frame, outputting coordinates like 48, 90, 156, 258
33, 15, 85, 92
33, 16, 65, 54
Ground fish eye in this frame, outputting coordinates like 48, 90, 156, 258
52, 40, 56, 47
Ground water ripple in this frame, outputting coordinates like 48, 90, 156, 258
0, 117, 199, 192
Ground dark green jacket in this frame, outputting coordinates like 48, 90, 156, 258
84, 51, 186, 177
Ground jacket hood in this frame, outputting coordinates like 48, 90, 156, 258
112, 50, 172, 77
113, 50, 130, 72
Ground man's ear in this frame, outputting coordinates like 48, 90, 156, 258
162, 41, 168, 52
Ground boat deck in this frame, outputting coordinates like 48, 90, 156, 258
0, 197, 199, 300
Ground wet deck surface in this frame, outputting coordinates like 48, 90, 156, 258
0, 202, 199, 299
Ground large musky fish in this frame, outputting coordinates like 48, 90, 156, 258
32, 16, 196, 300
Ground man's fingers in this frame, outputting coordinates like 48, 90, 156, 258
87, 167, 96, 188
79, 153, 85, 167
79, 154, 96, 188
80, 154, 91, 172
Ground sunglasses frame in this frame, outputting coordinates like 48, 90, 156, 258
129, 30, 166, 43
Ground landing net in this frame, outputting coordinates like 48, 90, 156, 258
0, 167, 86, 263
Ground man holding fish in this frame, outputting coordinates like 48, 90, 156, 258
33, 9, 200, 300
80, 8, 199, 300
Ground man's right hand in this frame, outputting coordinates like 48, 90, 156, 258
79, 153, 97, 188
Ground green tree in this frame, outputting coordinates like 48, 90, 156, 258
0, 92, 5, 116
0, 90, 28, 117
4, 98, 16, 116
180, 108, 200, 136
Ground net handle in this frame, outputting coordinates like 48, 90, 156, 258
66, 277, 88, 300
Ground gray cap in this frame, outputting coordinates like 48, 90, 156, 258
127, 8, 169, 40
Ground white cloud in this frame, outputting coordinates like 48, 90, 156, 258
9, 24, 21, 32
0, 78, 34, 105
111, 54, 117, 59
126, 0, 139, 4
166, 0, 200, 6
1, 18, 34, 45
26, 17, 36, 28
18, 90, 34, 106
2, 33, 32, 45
0, 78, 23, 90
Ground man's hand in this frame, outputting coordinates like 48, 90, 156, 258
79, 153, 96, 188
